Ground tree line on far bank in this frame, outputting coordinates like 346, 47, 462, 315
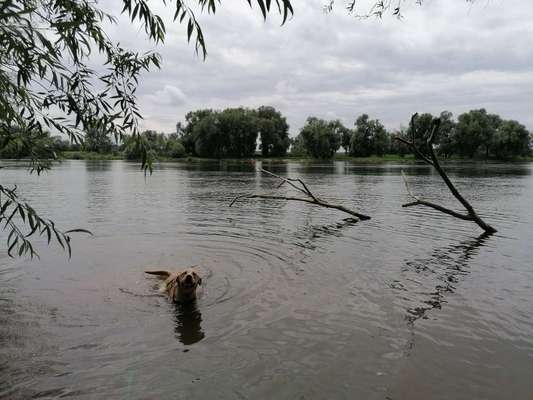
293, 109, 532, 160
1, 107, 531, 161
0, 126, 187, 160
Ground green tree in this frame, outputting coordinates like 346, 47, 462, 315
435, 111, 457, 159
0, 126, 55, 162
491, 120, 530, 159
341, 126, 353, 155
257, 106, 290, 157
300, 117, 341, 158
328, 120, 352, 155
182, 108, 260, 158
455, 109, 501, 158
289, 134, 307, 156
123, 130, 184, 159
123, 134, 146, 160
406, 113, 435, 158
51, 136, 71, 153
350, 114, 389, 157
218, 108, 259, 158
165, 134, 186, 158
390, 128, 410, 157
83, 129, 112, 154
180, 109, 215, 155
143, 131, 168, 155
192, 112, 224, 157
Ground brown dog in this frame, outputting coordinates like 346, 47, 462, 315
145, 267, 202, 303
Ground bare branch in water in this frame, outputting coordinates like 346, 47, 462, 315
395, 115, 497, 233
230, 168, 371, 221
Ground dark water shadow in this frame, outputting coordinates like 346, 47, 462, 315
294, 217, 359, 247
84, 160, 113, 172
173, 301, 205, 346
175, 159, 258, 173
392, 232, 493, 351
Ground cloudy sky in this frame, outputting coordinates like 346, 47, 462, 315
103, 0, 533, 135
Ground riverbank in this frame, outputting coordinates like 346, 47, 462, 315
61, 151, 124, 160
58, 151, 533, 164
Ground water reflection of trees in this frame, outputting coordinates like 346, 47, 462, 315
392, 232, 493, 350
184, 162, 291, 232
173, 302, 204, 345
85, 160, 113, 223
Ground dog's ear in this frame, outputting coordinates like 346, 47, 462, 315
193, 271, 202, 285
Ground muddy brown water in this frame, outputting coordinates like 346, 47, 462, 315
1, 160, 532, 399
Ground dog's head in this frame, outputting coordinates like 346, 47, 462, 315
176, 269, 202, 293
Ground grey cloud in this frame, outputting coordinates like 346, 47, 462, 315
103, 0, 533, 134
143, 85, 187, 106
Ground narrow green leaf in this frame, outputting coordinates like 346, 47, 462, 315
18, 206, 25, 222
65, 228, 93, 235
8, 237, 18, 258
0, 200, 12, 216
256, 0, 267, 18
187, 19, 193, 40
54, 229, 65, 249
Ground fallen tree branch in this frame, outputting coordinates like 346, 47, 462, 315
230, 168, 371, 221
395, 115, 497, 233
401, 172, 476, 221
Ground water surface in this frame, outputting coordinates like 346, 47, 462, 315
1, 160, 532, 399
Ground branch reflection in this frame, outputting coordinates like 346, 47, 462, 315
392, 232, 493, 351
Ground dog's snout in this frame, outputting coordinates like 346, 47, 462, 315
185, 274, 193, 282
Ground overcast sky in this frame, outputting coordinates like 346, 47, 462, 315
103, 0, 533, 135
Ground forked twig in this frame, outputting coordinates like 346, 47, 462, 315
230, 168, 371, 220
395, 115, 496, 233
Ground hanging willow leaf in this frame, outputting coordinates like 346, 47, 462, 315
0, 185, 92, 258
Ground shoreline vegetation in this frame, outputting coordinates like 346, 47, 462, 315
55, 151, 533, 163
4, 151, 532, 165
2, 107, 532, 166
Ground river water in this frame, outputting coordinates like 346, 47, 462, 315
0, 160, 532, 399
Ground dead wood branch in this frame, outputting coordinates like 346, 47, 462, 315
395, 115, 497, 233
230, 168, 371, 221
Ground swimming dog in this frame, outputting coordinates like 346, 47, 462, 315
145, 267, 202, 303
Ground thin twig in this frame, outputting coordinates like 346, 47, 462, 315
401, 173, 472, 220
258, 168, 308, 196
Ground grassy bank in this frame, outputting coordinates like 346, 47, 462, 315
61, 151, 123, 160
58, 152, 419, 163
58, 151, 533, 163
